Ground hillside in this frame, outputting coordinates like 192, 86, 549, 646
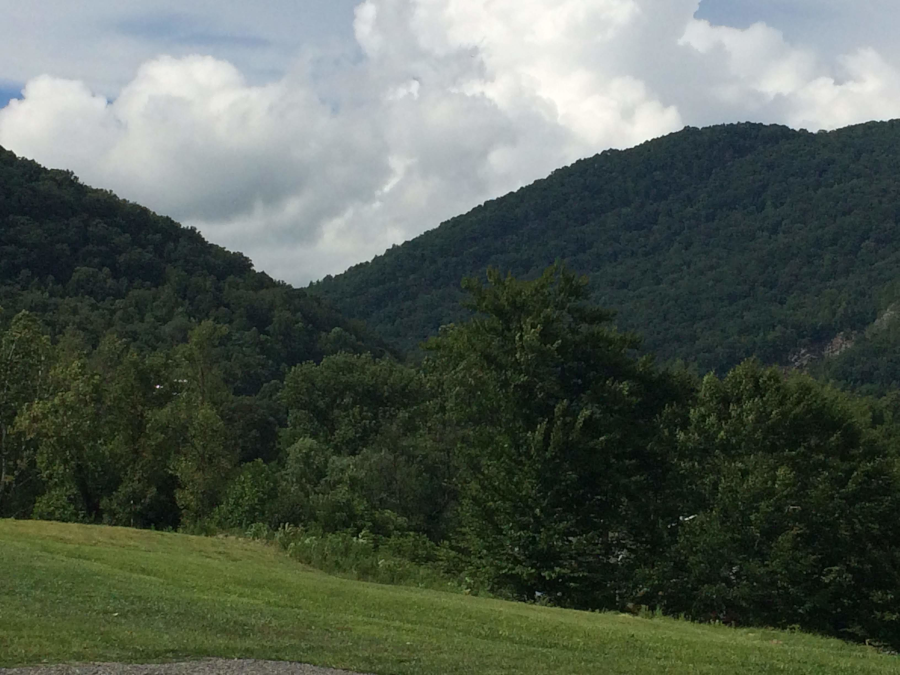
4, 158, 900, 648
312, 120, 900, 389
2, 520, 896, 674
0, 145, 391, 528
0, 146, 385, 396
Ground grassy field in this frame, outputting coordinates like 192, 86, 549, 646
0, 520, 896, 674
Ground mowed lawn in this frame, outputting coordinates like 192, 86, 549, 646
0, 520, 896, 674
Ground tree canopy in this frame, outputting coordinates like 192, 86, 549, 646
426, 264, 690, 605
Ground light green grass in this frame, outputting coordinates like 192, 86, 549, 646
0, 520, 896, 674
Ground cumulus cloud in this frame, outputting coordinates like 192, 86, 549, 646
1, 56, 389, 241
2, 0, 900, 283
679, 18, 900, 127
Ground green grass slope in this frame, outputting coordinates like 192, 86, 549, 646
1, 521, 896, 674
313, 120, 900, 389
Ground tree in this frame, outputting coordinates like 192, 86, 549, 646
166, 321, 237, 527
0, 311, 51, 516
91, 338, 179, 528
279, 353, 455, 538
426, 264, 685, 605
168, 402, 234, 526
18, 357, 108, 522
644, 361, 900, 646
281, 352, 426, 457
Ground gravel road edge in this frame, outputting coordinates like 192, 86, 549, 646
0, 659, 371, 675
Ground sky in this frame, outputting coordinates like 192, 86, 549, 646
1, 1, 899, 284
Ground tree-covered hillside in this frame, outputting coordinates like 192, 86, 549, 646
6, 136, 900, 649
0, 146, 385, 395
0, 145, 389, 529
312, 120, 900, 388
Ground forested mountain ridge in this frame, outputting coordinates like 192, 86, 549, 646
312, 120, 900, 390
0, 146, 385, 395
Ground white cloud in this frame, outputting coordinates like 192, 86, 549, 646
789, 49, 900, 130
681, 20, 817, 99
2, 1, 900, 283
679, 15, 900, 128
0, 1, 362, 95
1, 56, 389, 240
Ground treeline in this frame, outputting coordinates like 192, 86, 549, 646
4, 264, 900, 649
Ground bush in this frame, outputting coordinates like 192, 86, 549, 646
268, 523, 463, 591
32, 486, 85, 523
213, 460, 278, 529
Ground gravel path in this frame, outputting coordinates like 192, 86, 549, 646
0, 660, 369, 675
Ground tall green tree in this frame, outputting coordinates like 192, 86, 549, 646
0, 311, 51, 516
18, 357, 108, 522
644, 361, 900, 646
167, 321, 237, 526
427, 264, 685, 605
91, 338, 180, 528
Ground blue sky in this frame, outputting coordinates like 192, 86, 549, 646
0, 83, 20, 109
1, 1, 899, 283
697, 0, 821, 28
115, 13, 273, 49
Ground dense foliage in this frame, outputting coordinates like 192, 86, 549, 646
424, 266, 689, 607
313, 120, 900, 392
6, 262, 900, 648
641, 363, 900, 643
0, 146, 385, 396
0, 145, 390, 516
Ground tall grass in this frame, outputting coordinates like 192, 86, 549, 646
246, 523, 468, 592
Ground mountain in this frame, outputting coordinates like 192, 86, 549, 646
312, 120, 900, 390
0, 146, 385, 395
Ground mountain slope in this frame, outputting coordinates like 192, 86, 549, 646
0, 147, 385, 395
313, 120, 900, 384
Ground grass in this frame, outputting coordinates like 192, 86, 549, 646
0, 520, 897, 674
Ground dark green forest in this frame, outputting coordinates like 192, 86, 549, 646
0, 146, 387, 394
0, 144, 384, 523
4, 132, 900, 650
313, 120, 900, 394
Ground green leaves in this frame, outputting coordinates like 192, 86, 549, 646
278, 353, 454, 539
18, 357, 107, 522
171, 403, 235, 526
0, 311, 51, 516
647, 361, 900, 645
428, 263, 683, 605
